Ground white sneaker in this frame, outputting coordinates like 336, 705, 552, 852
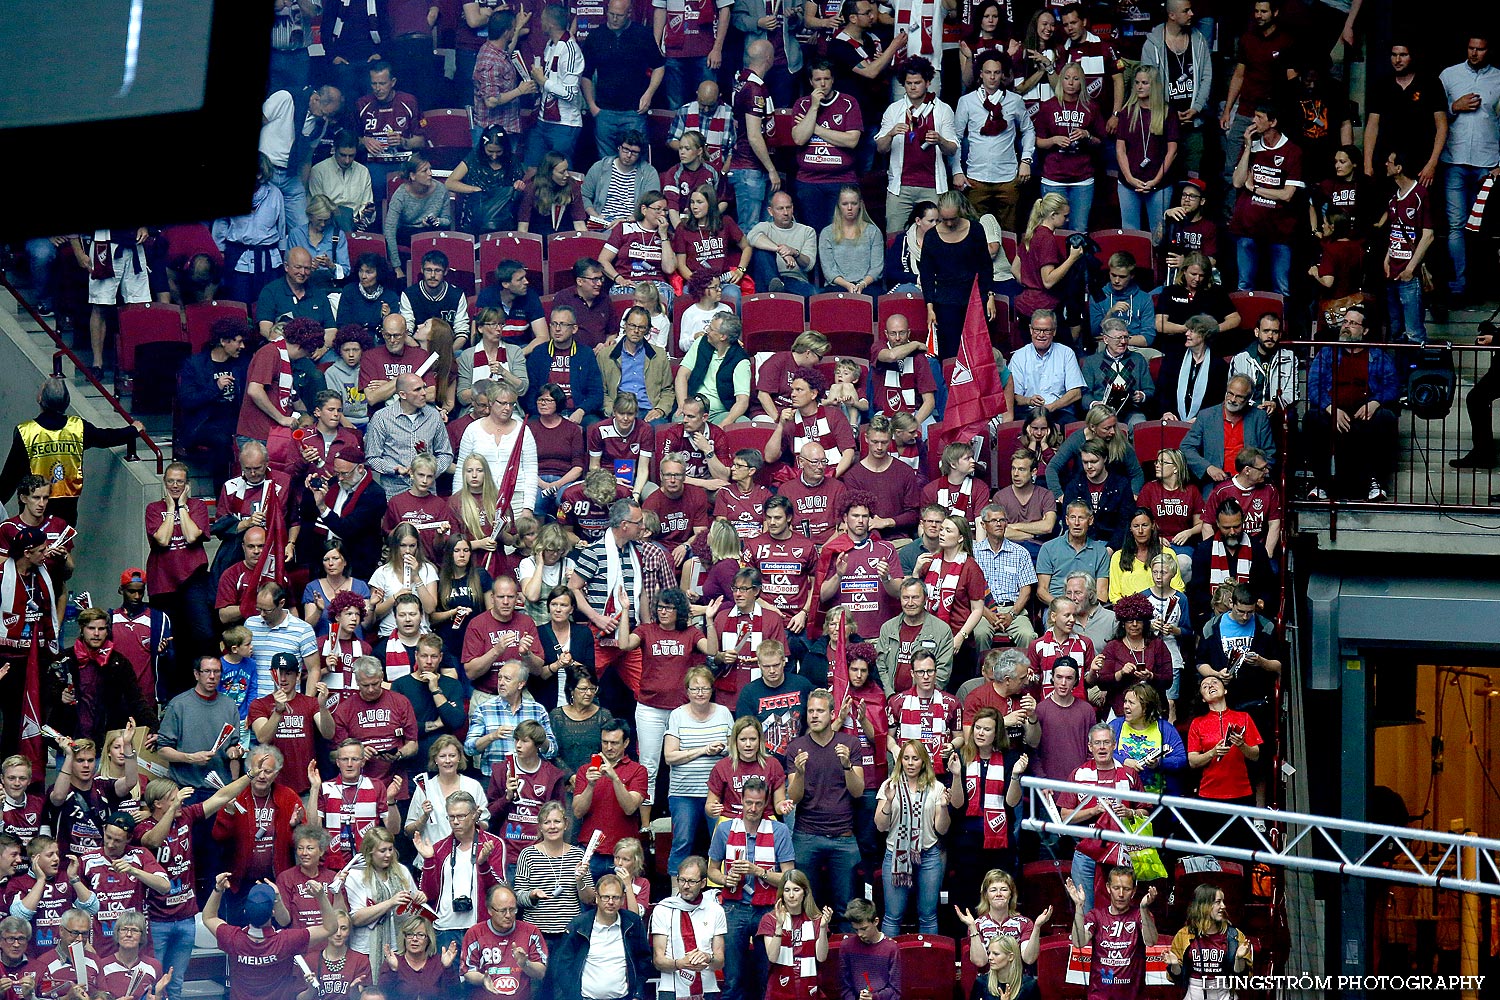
1367, 479, 1389, 501
1251, 818, 1268, 835
1306, 486, 1329, 501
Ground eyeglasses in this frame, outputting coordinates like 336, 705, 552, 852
492, 907, 519, 915
678, 876, 706, 886
622, 518, 643, 527
551, 321, 578, 329
581, 274, 605, 283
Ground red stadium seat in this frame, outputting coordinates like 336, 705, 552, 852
818, 934, 846, 1000
409, 231, 479, 295
118, 304, 187, 373
878, 292, 926, 340
479, 231, 545, 290
346, 231, 388, 264
723, 424, 777, 483
1132, 419, 1193, 466
184, 300, 250, 353
987, 419, 1027, 490
547, 231, 608, 294
741, 292, 806, 354
421, 108, 472, 149
1036, 936, 1086, 999
809, 292, 875, 357
1228, 290, 1285, 327
1148, 354, 1163, 381
894, 934, 956, 1000
540, 293, 555, 316
1090, 228, 1156, 285
1063, 420, 1086, 438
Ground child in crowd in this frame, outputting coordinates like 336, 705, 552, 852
826, 358, 868, 430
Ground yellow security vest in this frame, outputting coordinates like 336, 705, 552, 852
18, 416, 84, 498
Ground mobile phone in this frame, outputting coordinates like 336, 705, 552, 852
590, 753, 604, 770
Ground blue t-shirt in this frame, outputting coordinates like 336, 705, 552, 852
219, 657, 256, 739
1218, 615, 1257, 668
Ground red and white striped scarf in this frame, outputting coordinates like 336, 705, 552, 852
320, 777, 382, 866
896, 0, 937, 56
936, 477, 975, 517
1209, 533, 1253, 587
773, 915, 821, 994
890, 690, 955, 772
272, 339, 295, 417
791, 407, 842, 468
382, 637, 416, 680
894, 439, 922, 471
964, 751, 1009, 848
321, 636, 369, 712
922, 552, 965, 617
724, 817, 779, 906
880, 355, 919, 413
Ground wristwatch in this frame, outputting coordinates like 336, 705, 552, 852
1021, 156, 1033, 164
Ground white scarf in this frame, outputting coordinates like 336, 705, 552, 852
792, 408, 842, 468
882, 355, 918, 412
602, 528, 644, 626
936, 476, 973, 515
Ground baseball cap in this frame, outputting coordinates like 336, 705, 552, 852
1181, 177, 1208, 195
243, 883, 278, 927
1053, 655, 1078, 672
120, 568, 146, 587
271, 651, 302, 674
105, 811, 138, 834
12, 527, 45, 552
331, 443, 365, 465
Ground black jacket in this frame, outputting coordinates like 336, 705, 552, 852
177, 349, 250, 448
48, 648, 157, 744
1188, 533, 1276, 629
1062, 471, 1136, 547
1152, 351, 1229, 421
551, 908, 654, 1000
300, 475, 389, 579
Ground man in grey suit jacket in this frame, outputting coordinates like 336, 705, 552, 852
1180, 375, 1277, 485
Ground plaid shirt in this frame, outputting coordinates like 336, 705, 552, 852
363, 403, 455, 496
474, 43, 523, 132
974, 535, 1037, 607
636, 539, 678, 621
464, 691, 558, 776
668, 100, 737, 169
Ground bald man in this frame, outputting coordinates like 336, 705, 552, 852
254, 247, 337, 339
775, 441, 848, 546
217, 526, 269, 626
669, 80, 735, 170
363, 372, 455, 496
359, 313, 437, 408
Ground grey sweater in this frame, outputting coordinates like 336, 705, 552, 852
157, 688, 241, 790
384, 182, 453, 259
818, 222, 884, 287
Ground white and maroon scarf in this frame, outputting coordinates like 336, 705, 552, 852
896, 0, 938, 56
272, 339, 295, 418
658, 896, 714, 996
321, 635, 369, 711
881, 355, 919, 413
724, 817, 779, 906
383, 637, 416, 680
922, 552, 965, 616
964, 751, 1009, 848
773, 915, 820, 995
0, 558, 58, 652
936, 477, 975, 517
1209, 532, 1253, 587
791, 407, 842, 468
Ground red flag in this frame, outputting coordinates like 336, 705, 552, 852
933, 279, 1005, 456
21, 630, 43, 774
829, 613, 849, 719
240, 482, 289, 622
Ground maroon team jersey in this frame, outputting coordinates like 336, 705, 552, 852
635, 623, 708, 709
657, 423, 731, 483
818, 535, 900, 643
792, 91, 862, 183
1058, 32, 1124, 104
381, 493, 455, 561
145, 802, 203, 922
80, 848, 167, 958
214, 924, 312, 1000
606, 222, 670, 282
1230, 135, 1305, 243
729, 71, 774, 171
1384, 182, 1433, 278
715, 483, 773, 538
672, 217, 745, 275
644, 486, 711, 550
247, 692, 321, 795
745, 532, 819, 621
1082, 906, 1147, 997
1035, 97, 1103, 184
558, 481, 631, 543
1, 793, 46, 843
355, 92, 422, 161
776, 477, 847, 546
1204, 479, 1282, 543
277, 865, 346, 928
461, 611, 544, 694
587, 418, 655, 485
331, 691, 417, 782
460, 919, 548, 1000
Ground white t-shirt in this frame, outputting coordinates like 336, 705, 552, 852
369, 562, 440, 636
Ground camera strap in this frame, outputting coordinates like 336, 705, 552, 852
449, 837, 479, 904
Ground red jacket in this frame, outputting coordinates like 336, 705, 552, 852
211, 783, 305, 892
417, 829, 507, 922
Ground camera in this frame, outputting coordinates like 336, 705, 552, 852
309, 476, 328, 491
452, 896, 473, 913
1067, 232, 1101, 255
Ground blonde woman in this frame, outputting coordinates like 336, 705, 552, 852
971, 934, 1038, 1000
383, 914, 458, 999
875, 740, 961, 934
818, 185, 884, 293
450, 454, 508, 579
1116, 66, 1179, 234
955, 868, 1052, 969
1033, 62, 1101, 231
454, 386, 537, 517
1137, 448, 1204, 559
292, 193, 351, 289
518, 522, 576, 620
403, 735, 489, 844
368, 523, 439, 636
1014, 192, 1085, 321
345, 826, 424, 975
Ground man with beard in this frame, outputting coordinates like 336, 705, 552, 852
1180, 376, 1277, 487
1302, 305, 1399, 501
650, 855, 726, 999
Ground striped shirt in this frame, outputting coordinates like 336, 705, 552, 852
572, 535, 643, 624
665, 704, 734, 796
245, 612, 318, 702
513, 844, 586, 933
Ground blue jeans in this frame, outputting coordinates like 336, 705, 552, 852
151, 916, 196, 1000
1387, 275, 1426, 343
524, 121, 582, 167
795, 180, 845, 234
668, 795, 710, 874
594, 108, 649, 162
1040, 180, 1093, 232
536, 474, 565, 520
751, 248, 817, 295
663, 57, 710, 111
1445, 163, 1489, 295
23, 238, 58, 310
792, 830, 860, 927
1071, 851, 1098, 913
1117, 182, 1173, 235
721, 900, 770, 1000
880, 844, 944, 934
271, 166, 308, 240
436, 928, 466, 954
730, 170, 770, 229
1235, 237, 1291, 297
1220, 111, 1254, 221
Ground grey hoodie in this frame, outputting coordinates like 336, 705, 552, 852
1139, 23, 1213, 120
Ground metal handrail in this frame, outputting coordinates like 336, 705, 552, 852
0, 275, 163, 474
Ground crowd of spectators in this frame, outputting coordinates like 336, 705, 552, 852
7, 0, 1494, 998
